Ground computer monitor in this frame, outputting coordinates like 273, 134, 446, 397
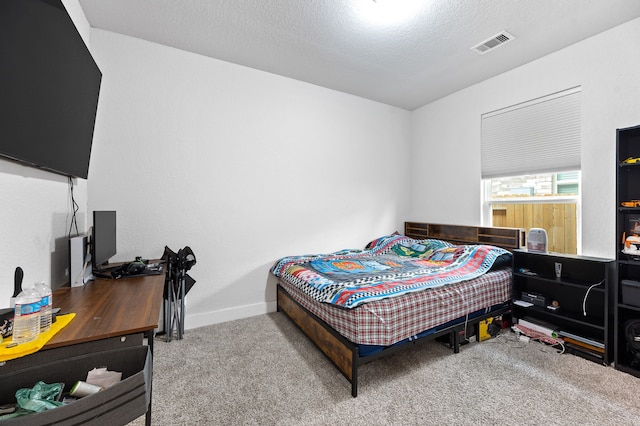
92, 210, 116, 271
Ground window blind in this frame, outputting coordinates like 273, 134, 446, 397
481, 87, 581, 179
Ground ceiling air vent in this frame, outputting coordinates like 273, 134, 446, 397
471, 31, 515, 55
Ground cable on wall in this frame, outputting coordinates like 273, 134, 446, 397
68, 177, 80, 237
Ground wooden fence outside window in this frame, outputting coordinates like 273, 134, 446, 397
491, 202, 577, 254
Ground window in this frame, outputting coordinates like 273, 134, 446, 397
483, 172, 580, 254
480, 88, 582, 254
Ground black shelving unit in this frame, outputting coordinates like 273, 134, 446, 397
615, 124, 640, 377
512, 249, 614, 364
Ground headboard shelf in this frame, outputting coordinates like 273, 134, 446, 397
404, 222, 525, 251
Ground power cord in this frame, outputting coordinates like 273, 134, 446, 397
463, 313, 470, 342
583, 279, 604, 316
488, 330, 527, 348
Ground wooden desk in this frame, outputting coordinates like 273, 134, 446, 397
52, 273, 164, 425
47, 273, 164, 349
0, 272, 164, 425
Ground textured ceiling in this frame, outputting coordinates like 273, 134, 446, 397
78, 0, 640, 110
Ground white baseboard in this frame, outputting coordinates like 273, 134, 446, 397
184, 300, 278, 330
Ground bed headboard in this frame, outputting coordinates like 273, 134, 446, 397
404, 222, 525, 251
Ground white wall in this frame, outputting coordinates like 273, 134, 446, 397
0, 0, 90, 301
410, 17, 640, 259
87, 30, 411, 328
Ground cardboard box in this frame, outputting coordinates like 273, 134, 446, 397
0, 346, 150, 425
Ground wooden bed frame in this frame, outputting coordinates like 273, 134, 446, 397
276, 222, 525, 397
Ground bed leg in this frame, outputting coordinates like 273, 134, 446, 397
452, 329, 461, 354
351, 353, 358, 397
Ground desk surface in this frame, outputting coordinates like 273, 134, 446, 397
45, 273, 165, 350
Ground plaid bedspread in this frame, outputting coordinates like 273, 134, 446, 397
271, 235, 511, 309
278, 268, 512, 346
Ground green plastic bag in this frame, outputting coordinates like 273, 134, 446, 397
15, 381, 64, 413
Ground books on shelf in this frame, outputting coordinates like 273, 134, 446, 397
562, 336, 605, 354
558, 330, 604, 349
564, 341, 605, 361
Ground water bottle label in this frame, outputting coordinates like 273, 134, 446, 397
41, 295, 51, 305
17, 301, 40, 315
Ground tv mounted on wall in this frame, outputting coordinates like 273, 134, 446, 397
0, 0, 102, 179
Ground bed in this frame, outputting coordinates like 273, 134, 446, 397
272, 222, 525, 397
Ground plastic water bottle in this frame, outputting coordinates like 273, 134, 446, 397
35, 281, 52, 332
13, 286, 41, 344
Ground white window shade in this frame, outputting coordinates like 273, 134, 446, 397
481, 87, 581, 179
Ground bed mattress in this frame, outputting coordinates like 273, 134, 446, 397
277, 267, 511, 347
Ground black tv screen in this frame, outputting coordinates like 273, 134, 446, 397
92, 211, 116, 270
0, 0, 102, 179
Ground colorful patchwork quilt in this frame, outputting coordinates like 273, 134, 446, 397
271, 234, 511, 309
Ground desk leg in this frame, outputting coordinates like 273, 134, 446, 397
145, 329, 154, 426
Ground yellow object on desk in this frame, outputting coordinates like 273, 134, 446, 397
0, 313, 75, 362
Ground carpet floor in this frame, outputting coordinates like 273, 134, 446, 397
129, 312, 640, 425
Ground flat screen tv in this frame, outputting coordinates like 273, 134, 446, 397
0, 0, 102, 179
92, 211, 117, 271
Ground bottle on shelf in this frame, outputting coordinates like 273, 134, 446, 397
12, 285, 41, 344
35, 281, 52, 332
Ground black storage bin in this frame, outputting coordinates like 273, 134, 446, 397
0, 346, 150, 425
622, 279, 640, 307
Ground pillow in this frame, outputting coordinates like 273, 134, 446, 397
364, 232, 400, 250
490, 252, 512, 270
427, 245, 512, 269
392, 239, 454, 258
426, 246, 461, 263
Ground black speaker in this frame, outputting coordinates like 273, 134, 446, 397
626, 319, 640, 367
